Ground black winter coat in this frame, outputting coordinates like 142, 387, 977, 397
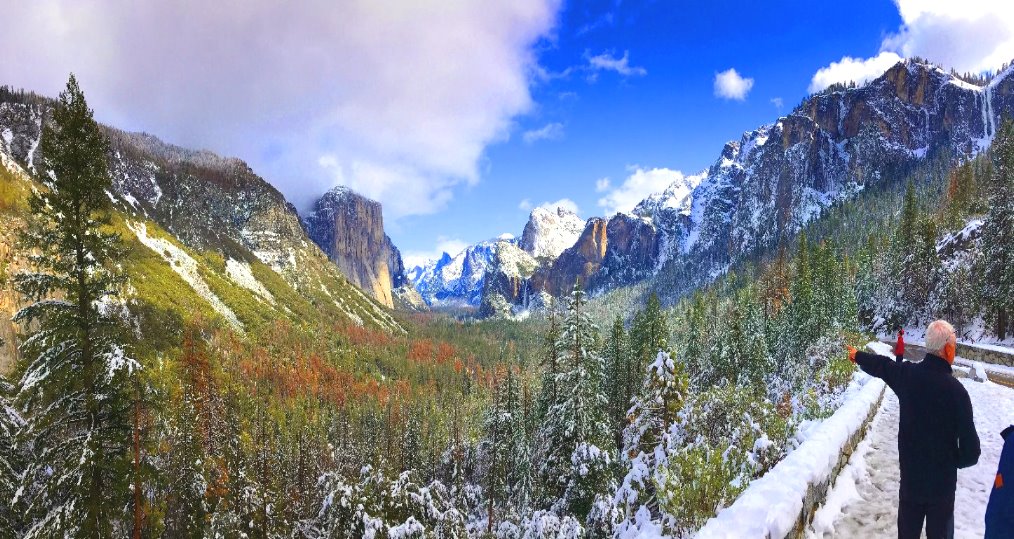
855, 351, 980, 503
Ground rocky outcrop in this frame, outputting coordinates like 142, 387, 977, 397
411, 235, 538, 310
304, 187, 407, 308
532, 213, 658, 296
519, 206, 586, 260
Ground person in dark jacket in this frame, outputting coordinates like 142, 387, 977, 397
986, 424, 1014, 538
847, 319, 980, 539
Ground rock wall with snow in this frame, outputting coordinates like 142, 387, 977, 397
385, 59, 1014, 317
519, 206, 586, 260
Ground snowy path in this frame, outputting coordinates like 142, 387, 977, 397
808, 380, 1014, 538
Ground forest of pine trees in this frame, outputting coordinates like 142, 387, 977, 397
1, 76, 1014, 538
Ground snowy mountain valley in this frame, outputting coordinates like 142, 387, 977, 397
2, 55, 1014, 539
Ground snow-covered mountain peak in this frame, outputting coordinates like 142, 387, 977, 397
519, 206, 586, 260
632, 170, 706, 219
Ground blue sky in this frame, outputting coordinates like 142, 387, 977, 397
3, 1, 1012, 268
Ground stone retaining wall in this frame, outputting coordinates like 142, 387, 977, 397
784, 383, 885, 538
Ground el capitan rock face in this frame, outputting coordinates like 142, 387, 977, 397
304, 187, 411, 309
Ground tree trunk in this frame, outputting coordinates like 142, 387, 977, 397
998, 308, 1008, 341
133, 379, 143, 539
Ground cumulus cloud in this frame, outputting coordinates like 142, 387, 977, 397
586, 50, 647, 77
519, 198, 533, 211
714, 68, 754, 100
0, 0, 561, 219
595, 177, 611, 192
810, 1, 1014, 93
808, 52, 904, 93
522, 122, 564, 144
402, 236, 471, 269
771, 97, 784, 110
885, 0, 1014, 74
598, 166, 686, 215
535, 198, 580, 214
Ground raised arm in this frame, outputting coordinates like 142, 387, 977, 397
849, 347, 903, 390
956, 387, 980, 469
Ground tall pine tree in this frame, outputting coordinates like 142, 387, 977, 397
536, 286, 614, 520
0, 379, 23, 538
12, 75, 139, 538
980, 119, 1014, 338
615, 350, 688, 534
481, 362, 531, 531
630, 293, 670, 371
603, 315, 631, 451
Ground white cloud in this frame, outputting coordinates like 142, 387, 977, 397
808, 52, 904, 93
598, 166, 686, 215
535, 198, 580, 215
402, 236, 470, 269
586, 50, 647, 77
522, 122, 564, 144
714, 68, 754, 100
519, 198, 533, 211
810, 1, 1014, 93
770, 97, 784, 110
0, 1, 561, 220
595, 177, 611, 192
884, 0, 1014, 74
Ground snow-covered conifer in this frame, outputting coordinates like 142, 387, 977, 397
13, 74, 140, 538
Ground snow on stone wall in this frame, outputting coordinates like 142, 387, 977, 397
695, 343, 889, 539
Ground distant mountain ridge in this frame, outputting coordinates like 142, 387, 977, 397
410, 58, 1014, 314
408, 206, 585, 315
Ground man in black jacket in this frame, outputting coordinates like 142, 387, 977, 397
847, 319, 980, 539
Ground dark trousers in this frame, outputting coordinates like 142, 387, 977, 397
898, 499, 954, 539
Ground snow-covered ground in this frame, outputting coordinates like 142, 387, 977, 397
809, 379, 1014, 538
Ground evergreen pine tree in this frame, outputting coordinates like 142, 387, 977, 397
481, 363, 531, 531
615, 350, 688, 532
603, 315, 630, 450
787, 232, 814, 356
12, 74, 139, 538
981, 119, 1014, 339
630, 293, 670, 371
0, 380, 23, 538
535, 303, 562, 423
158, 388, 208, 538
536, 286, 614, 519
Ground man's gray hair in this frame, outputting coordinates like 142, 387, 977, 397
925, 319, 955, 354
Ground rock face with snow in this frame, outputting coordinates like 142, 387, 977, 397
519, 206, 586, 260
410, 235, 538, 310
409, 59, 1014, 317
531, 212, 660, 296
409, 207, 585, 312
304, 187, 415, 309
532, 59, 1014, 306
645, 59, 1014, 301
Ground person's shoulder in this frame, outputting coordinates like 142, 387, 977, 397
945, 375, 972, 399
